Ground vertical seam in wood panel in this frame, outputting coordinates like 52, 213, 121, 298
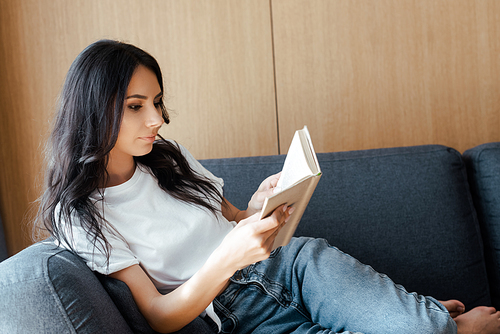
269, 0, 281, 155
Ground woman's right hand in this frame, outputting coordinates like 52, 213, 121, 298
210, 205, 293, 277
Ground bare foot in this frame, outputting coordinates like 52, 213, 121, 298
454, 306, 500, 334
440, 299, 465, 318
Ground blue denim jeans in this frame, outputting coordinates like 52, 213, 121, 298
213, 237, 456, 334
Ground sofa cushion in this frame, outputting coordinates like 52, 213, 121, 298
0, 242, 133, 333
464, 142, 500, 310
202, 145, 491, 310
97, 275, 216, 333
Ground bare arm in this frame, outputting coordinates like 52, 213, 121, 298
110, 256, 229, 333
110, 204, 291, 333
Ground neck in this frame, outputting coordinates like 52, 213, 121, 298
105, 152, 136, 187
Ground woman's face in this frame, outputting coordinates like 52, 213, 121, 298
110, 65, 164, 163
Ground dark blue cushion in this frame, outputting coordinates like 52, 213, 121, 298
0, 242, 133, 333
98, 275, 215, 334
464, 142, 500, 309
202, 145, 491, 310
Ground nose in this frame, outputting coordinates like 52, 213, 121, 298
145, 104, 164, 128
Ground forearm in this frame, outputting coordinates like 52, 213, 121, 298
148, 255, 233, 333
110, 258, 234, 333
233, 208, 256, 222
223, 198, 257, 223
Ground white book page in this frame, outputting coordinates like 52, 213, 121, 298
276, 129, 312, 191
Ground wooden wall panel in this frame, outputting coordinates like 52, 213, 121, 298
272, 0, 500, 154
3, 0, 500, 257
154, 1, 277, 159
0, 0, 277, 255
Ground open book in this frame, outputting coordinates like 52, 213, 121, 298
260, 126, 322, 249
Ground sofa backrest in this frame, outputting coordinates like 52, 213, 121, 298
201, 144, 491, 310
464, 142, 500, 310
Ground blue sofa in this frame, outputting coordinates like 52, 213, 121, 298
0, 215, 7, 263
1, 143, 499, 333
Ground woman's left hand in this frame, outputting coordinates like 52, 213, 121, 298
246, 172, 281, 216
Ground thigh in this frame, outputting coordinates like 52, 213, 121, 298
286, 237, 456, 333
216, 237, 456, 334
214, 246, 308, 334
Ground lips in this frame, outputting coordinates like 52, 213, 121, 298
139, 135, 156, 143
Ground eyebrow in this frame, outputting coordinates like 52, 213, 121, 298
126, 92, 163, 100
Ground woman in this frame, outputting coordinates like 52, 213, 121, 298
37, 39, 500, 334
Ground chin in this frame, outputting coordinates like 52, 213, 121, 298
134, 144, 154, 157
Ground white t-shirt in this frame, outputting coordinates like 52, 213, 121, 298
61, 142, 236, 329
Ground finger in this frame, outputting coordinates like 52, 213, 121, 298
263, 211, 290, 249
268, 172, 281, 188
259, 212, 283, 233
269, 206, 294, 237
251, 205, 287, 233
254, 187, 280, 203
258, 172, 282, 191
285, 206, 295, 221
252, 189, 273, 203
263, 229, 279, 251
259, 206, 296, 254
265, 205, 291, 232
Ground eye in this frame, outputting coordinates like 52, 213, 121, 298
128, 104, 142, 111
154, 100, 163, 110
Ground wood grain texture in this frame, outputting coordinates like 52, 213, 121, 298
2, 0, 500, 256
153, 0, 278, 159
272, 0, 500, 153
0, 0, 277, 255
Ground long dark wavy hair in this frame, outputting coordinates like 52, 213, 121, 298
36, 40, 224, 263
